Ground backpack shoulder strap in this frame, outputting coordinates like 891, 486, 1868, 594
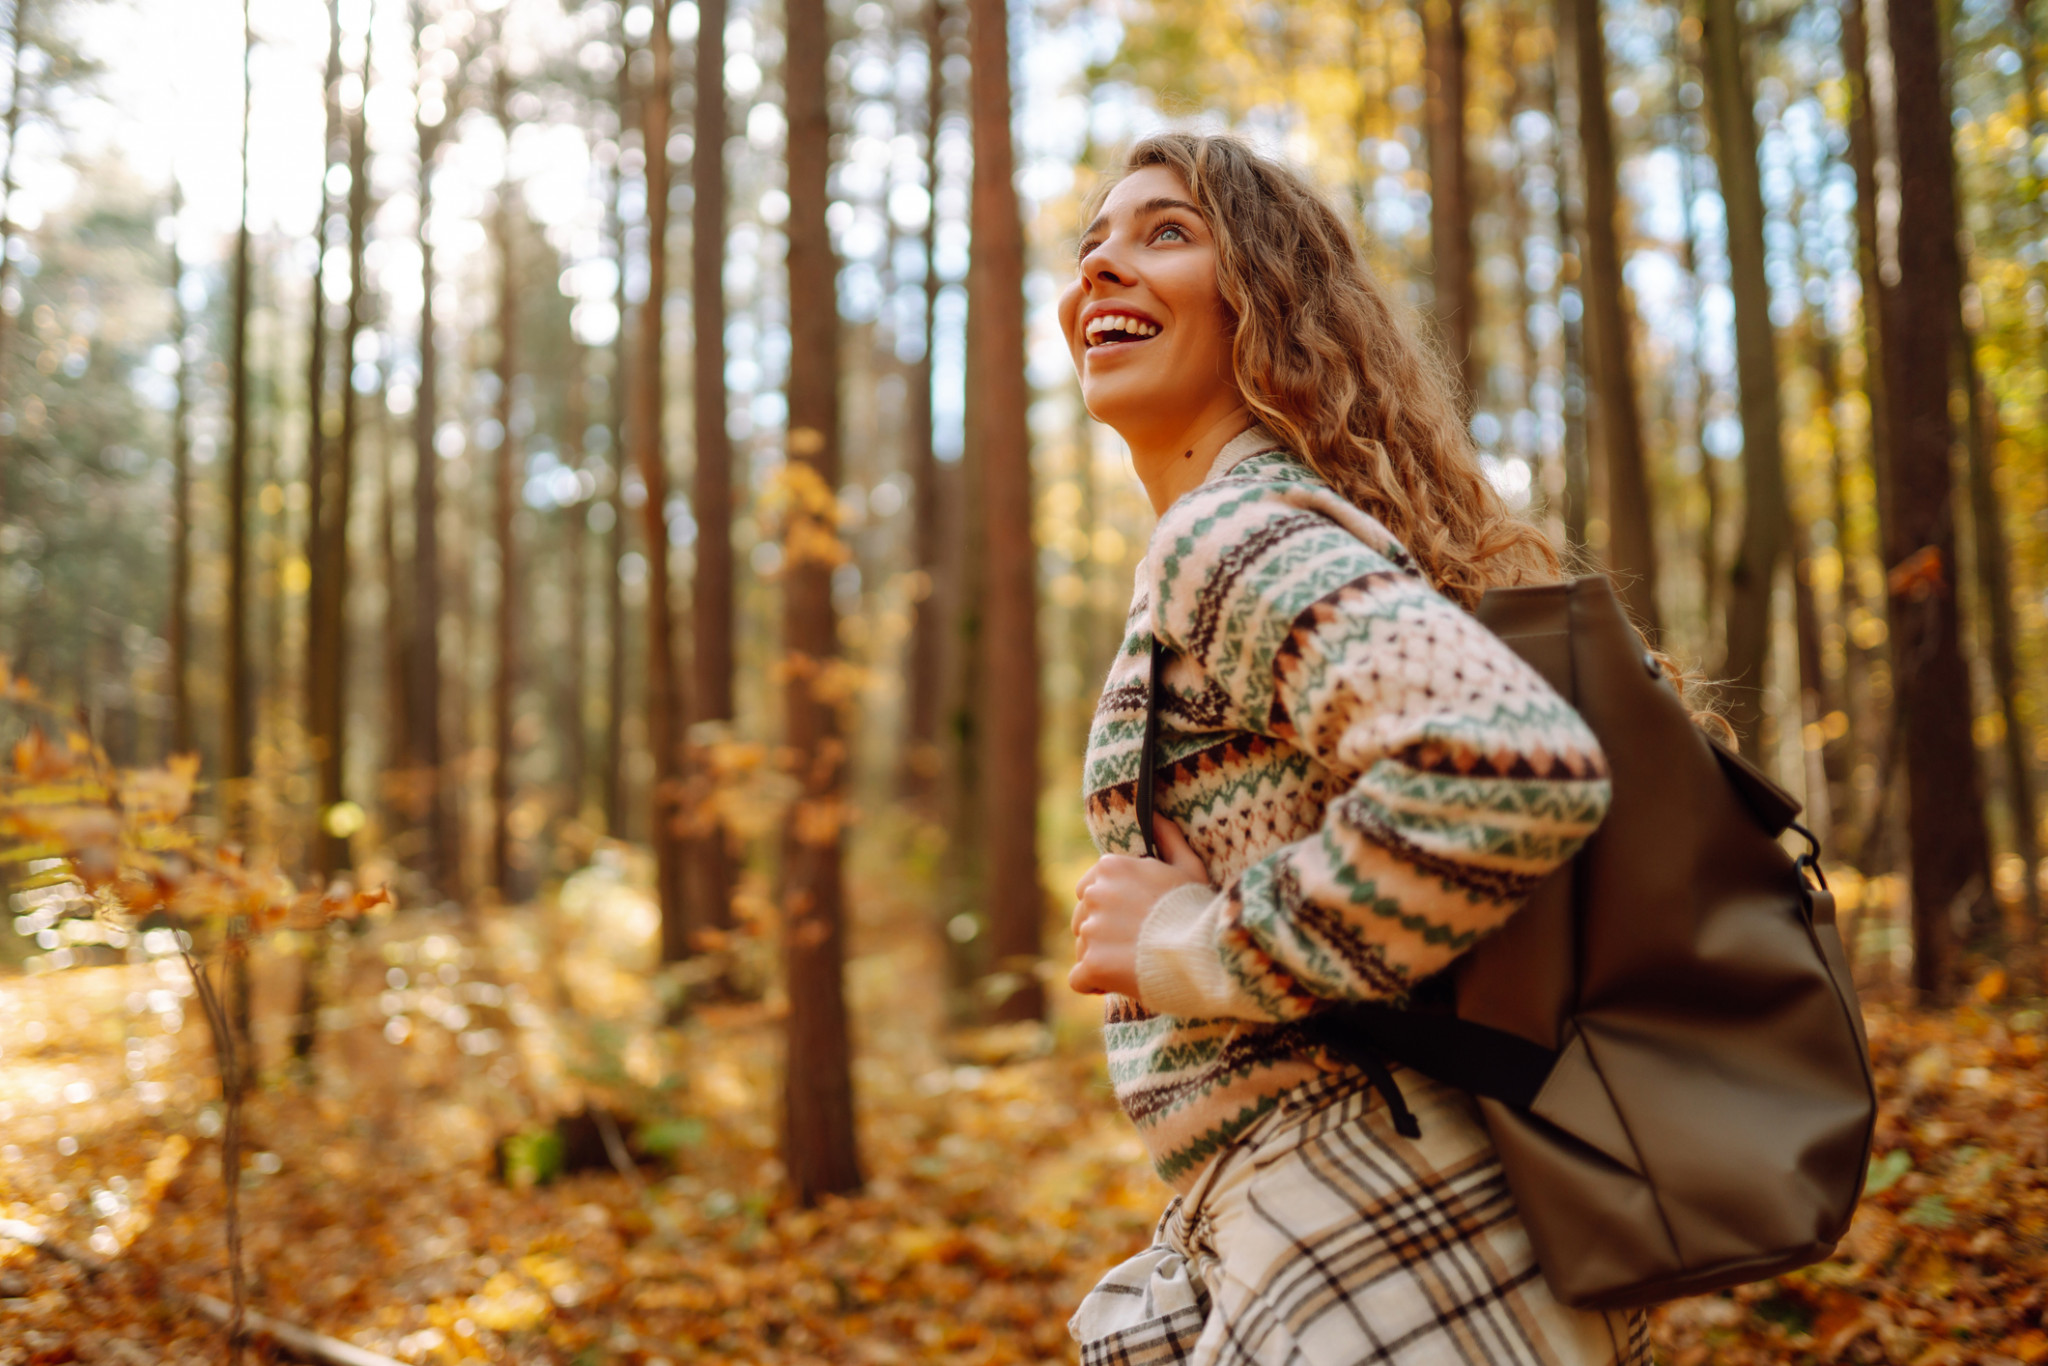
1311, 1002, 1558, 1109
1136, 636, 1166, 861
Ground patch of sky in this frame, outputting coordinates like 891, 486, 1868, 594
932, 283, 968, 461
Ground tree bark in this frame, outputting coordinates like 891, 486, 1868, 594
223, 0, 256, 1097
687, 0, 735, 946
1569, 0, 1657, 632
314, 22, 370, 881
563, 355, 590, 820
1870, 0, 1993, 1000
379, 393, 405, 831
1957, 308, 2040, 933
782, 0, 862, 1205
604, 33, 635, 840
1668, 24, 1722, 657
1423, 0, 1476, 403
408, 0, 450, 899
634, 0, 688, 956
304, 0, 340, 872
225, 0, 255, 836
168, 181, 193, 758
1549, 4, 1590, 555
901, 0, 948, 804
945, 6, 989, 1020
1840, 0, 1892, 502
1800, 309, 1852, 815
0, 0, 30, 481
1836, 0, 1892, 868
1790, 494, 1834, 840
1703, 0, 1789, 757
490, 55, 520, 901
967, 0, 1043, 1024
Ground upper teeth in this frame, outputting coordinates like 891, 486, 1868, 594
1086, 314, 1159, 343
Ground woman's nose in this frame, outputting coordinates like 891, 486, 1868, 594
1078, 235, 1132, 287
1082, 254, 1129, 288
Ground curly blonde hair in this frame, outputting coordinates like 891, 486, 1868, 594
1088, 132, 1558, 609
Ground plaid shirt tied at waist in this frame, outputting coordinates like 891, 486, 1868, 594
1071, 1068, 1650, 1366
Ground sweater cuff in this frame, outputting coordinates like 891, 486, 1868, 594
1136, 883, 1244, 1019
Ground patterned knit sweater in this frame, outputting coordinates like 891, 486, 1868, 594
1082, 431, 1613, 1192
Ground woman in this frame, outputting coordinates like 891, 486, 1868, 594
1062, 132, 1647, 1365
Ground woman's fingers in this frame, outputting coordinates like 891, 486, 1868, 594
1151, 815, 1207, 878
1069, 939, 1134, 998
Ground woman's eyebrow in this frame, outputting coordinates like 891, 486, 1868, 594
1078, 197, 1206, 249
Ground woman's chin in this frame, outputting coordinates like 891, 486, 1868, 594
1079, 374, 1167, 432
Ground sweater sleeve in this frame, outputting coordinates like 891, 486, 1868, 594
1134, 479, 1612, 1022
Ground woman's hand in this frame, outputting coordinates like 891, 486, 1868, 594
1070, 816, 1213, 1000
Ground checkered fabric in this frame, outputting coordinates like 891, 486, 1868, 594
1072, 1069, 1650, 1366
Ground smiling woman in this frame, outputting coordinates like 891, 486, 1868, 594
1061, 133, 1640, 1366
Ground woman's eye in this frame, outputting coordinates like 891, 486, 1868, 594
1153, 224, 1189, 243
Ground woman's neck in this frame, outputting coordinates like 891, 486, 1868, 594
1128, 402, 1255, 515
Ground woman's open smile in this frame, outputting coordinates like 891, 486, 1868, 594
1079, 302, 1165, 355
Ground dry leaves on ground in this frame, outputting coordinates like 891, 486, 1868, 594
2, 872, 2045, 1364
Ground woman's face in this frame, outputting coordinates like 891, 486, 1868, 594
1058, 166, 1237, 444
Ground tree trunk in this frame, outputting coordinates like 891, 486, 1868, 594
1570, 0, 1657, 632
1837, 0, 1892, 868
1870, 0, 1993, 1000
1827, 337, 1878, 862
1957, 310, 2041, 933
1669, 27, 1722, 659
225, 0, 255, 837
782, 0, 862, 1206
314, 25, 370, 881
168, 182, 193, 757
901, 0, 948, 804
1703, 0, 1789, 758
408, 0, 450, 899
1840, 0, 1892, 501
687, 0, 735, 945
222, 0, 256, 1096
490, 57, 520, 901
379, 394, 405, 832
604, 34, 634, 840
1548, 0, 1589, 554
1790, 496, 1834, 840
1423, 0, 1476, 403
305, 0, 341, 876
967, 0, 1043, 1025
563, 353, 589, 819
634, 0, 688, 956
0, 0, 30, 482
446, 447, 476, 899
1800, 310, 1852, 815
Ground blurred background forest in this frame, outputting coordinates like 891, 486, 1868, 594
3, 0, 2048, 1358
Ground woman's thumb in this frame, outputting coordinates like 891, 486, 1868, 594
1152, 815, 1207, 877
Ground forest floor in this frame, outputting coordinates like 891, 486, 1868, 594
0, 851, 2044, 1365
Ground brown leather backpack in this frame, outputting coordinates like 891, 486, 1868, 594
1137, 574, 1878, 1311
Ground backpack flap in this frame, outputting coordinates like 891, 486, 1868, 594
1528, 1027, 1645, 1177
